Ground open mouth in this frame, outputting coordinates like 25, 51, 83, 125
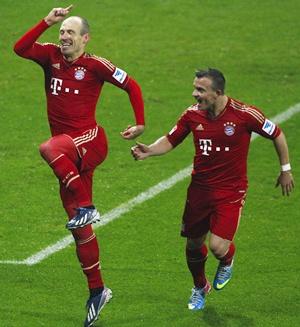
61, 42, 72, 50
196, 99, 207, 110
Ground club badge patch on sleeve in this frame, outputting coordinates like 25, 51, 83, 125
262, 119, 276, 135
112, 68, 127, 84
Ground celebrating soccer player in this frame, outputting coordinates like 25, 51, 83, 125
14, 5, 145, 326
131, 68, 294, 310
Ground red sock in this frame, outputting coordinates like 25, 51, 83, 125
73, 226, 104, 289
186, 244, 208, 288
50, 154, 91, 207
220, 243, 235, 265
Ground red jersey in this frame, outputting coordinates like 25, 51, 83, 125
14, 20, 144, 136
167, 97, 281, 190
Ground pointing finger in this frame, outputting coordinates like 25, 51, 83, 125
65, 4, 74, 11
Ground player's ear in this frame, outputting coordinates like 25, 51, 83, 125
83, 33, 90, 44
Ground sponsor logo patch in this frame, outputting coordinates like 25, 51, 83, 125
262, 119, 275, 135
112, 68, 127, 84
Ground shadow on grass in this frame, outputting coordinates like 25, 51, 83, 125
0, 309, 81, 327
202, 306, 254, 327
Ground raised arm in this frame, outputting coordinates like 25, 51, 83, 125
44, 5, 73, 26
273, 132, 294, 196
14, 5, 73, 59
131, 136, 173, 160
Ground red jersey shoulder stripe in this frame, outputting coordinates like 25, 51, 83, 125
174, 104, 199, 121
187, 104, 198, 111
86, 54, 115, 71
243, 107, 265, 123
230, 98, 244, 110
179, 104, 197, 119
36, 42, 58, 47
230, 99, 265, 124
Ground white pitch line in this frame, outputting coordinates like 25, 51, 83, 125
1, 102, 299, 266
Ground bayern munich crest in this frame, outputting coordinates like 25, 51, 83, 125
224, 122, 236, 136
74, 67, 87, 80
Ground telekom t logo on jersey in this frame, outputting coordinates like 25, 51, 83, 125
199, 139, 230, 156
50, 78, 80, 95
50, 78, 63, 95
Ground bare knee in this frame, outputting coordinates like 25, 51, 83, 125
209, 234, 231, 259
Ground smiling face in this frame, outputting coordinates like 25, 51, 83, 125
59, 17, 89, 61
192, 77, 220, 111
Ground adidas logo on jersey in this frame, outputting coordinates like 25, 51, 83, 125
196, 124, 204, 131
82, 147, 87, 156
52, 63, 60, 69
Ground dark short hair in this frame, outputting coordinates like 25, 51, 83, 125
195, 68, 226, 94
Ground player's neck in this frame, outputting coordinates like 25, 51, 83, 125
63, 50, 84, 63
209, 95, 228, 118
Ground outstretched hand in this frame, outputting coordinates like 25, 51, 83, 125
131, 142, 151, 160
44, 5, 73, 26
120, 125, 144, 140
275, 171, 294, 196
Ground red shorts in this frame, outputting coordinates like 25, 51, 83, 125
66, 125, 108, 173
181, 182, 246, 241
58, 126, 108, 217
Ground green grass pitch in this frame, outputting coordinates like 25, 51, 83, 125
1, 1, 299, 326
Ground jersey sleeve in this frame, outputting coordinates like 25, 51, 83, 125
93, 56, 129, 88
244, 106, 281, 139
13, 20, 52, 66
166, 111, 191, 147
93, 57, 145, 125
123, 77, 145, 125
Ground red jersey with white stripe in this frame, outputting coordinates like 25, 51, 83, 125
14, 20, 144, 136
167, 97, 281, 190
